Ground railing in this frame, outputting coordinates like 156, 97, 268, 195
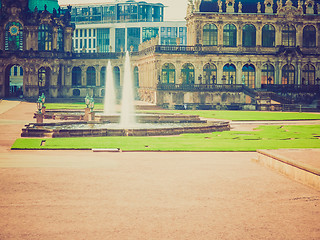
157, 83, 245, 92
261, 84, 320, 93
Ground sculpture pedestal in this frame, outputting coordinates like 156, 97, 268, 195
35, 113, 43, 124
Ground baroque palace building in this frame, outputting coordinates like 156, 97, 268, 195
0, 0, 320, 109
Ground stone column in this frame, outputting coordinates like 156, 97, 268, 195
256, 62, 262, 88
236, 61, 242, 84
296, 61, 302, 85
316, 23, 320, 48
52, 27, 58, 51
256, 24, 262, 47
237, 24, 242, 47
217, 23, 224, 47
64, 27, 74, 52
0, 26, 4, 50
296, 24, 303, 47
50, 65, 59, 98
81, 66, 86, 86
216, 61, 223, 84
275, 24, 282, 46
96, 66, 101, 87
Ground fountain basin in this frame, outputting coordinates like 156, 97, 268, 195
21, 120, 230, 138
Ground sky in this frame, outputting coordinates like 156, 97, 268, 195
58, 0, 188, 21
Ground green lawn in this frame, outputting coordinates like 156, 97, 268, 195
12, 125, 320, 151
44, 103, 320, 121
144, 110, 320, 121
45, 103, 104, 110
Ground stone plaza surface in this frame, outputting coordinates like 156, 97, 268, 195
0, 100, 319, 240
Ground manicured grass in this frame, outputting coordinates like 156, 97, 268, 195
144, 110, 320, 121
45, 103, 104, 110
44, 103, 320, 121
11, 125, 320, 151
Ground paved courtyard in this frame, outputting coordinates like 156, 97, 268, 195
0, 100, 319, 240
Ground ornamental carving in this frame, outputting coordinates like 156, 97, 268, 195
277, 0, 303, 15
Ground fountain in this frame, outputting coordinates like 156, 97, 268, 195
23, 52, 230, 137
103, 61, 116, 115
120, 51, 136, 127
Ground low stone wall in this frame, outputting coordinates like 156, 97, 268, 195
255, 150, 320, 191
21, 120, 230, 138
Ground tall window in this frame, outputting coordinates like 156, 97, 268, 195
282, 64, 295, 84
303, 25, 316, 48
72, 67, 82, 86
113, 66, 121, 88
203, 24, 218, 46
302, 64, 315, 85
134, 67, 139, 87
161, 63, 175, 84
242, 24, 256, 47
57, 27, 64, 52
127, 28, 140, 51
223, 64, 236, 84
203, 63, 217, 84
115, 28, 125, 52
261, 64, 275, 84
282, 25, 296, 47
97, 28, 110, 52
100, 67, 106, 86
242, 64, 255, 88
262, 24, 275, 47
181, 63, 195, 84
223, 24, 237, 47
86, 66, 96, 86
38, 24, 53, 51
5, 22, 23, 51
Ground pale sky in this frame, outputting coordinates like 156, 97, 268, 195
58, 0, 188, 21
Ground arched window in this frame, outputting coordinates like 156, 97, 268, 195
161, 63, 175, 84
303, 25, 316, 48
282, 25, 296, 47
203, 63, 217, 84
86, 66, 96, 86
223, 64, 236, 84
38, 24, 53, 51
181, 63, 195, 84
242, 64, 256, 88
72, 67, 82, 86
5, 22, 23, 51
223, 24, 237, 47
57, 27, 64, 52
134, 66, 139, 87
242, 24, 256, 47
113, 66, 121, 88
262, 24, 275, 47
203, 24, 218, 46
100, 67, 106, 86
282, 64, 295, 84
261, 64, 275, 85
302, 64, 315, 85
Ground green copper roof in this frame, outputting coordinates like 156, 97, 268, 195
29, 0, 59, 13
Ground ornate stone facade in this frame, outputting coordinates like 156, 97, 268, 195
1, 0, 320, 110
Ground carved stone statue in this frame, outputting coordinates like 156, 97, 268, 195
238, 2, 242, 12
257, 2, 261, 13
218, 0, 223, 12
